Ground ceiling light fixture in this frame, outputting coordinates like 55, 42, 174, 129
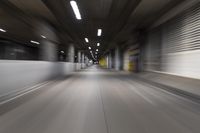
97, 29, 102, 36
0, 28, 6, 33
96, 49, 98, 52
97, 43, 100, 46
41, 35, 46, 39
88, 47, 91, 50
85, 38, 89, 43
30, 40, 40, 45
70, 1, 82, 20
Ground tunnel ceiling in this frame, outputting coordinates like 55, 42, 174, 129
0, 0, 184, 58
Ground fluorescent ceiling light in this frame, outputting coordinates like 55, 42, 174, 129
97, 29, 102, 36
85, 38, 89, 43
88, 47, 91, 50
30, 40, 40, 45
41, 35, 46, 39
96, 49, 98, 52
61, 51, 65, 53
70, 1, 82, 20
97, 43, 100, 46
0, 28, 6, 32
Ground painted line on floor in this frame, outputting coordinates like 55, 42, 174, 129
0, 81, 53, 106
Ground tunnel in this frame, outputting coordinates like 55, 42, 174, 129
0, 0, 200, 133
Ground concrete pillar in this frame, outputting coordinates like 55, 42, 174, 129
106, 55, 109, 68
115, 46, 121, 70
81, 53, 85, 68
81, 53, 85, 63
34, 21, 58, 61
67, 44, 75, 62
78, 51, 81, 63
108, 52, 112, 69
85, 56, 89, 66
41, 41, 57, 61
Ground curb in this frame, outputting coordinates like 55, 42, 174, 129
136, 76, 200, 104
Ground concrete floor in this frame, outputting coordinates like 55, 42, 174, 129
0, 66, 200, 133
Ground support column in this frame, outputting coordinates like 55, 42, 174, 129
106, 55, 109, 68
115, 46, 121, 70
41, 41, 57, 61
81, 53, 85, 68
85, 56, 89, 66
67, 44, 75, 62
78, 51, 81, 63
108, 52, 112, 69
35, 21, 58, 61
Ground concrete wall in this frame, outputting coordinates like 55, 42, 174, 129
0, 60, 82, 97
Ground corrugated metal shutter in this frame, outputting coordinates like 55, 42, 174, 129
162, 3, 200, 54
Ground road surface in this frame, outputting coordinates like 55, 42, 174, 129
0, 66, 200, 133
